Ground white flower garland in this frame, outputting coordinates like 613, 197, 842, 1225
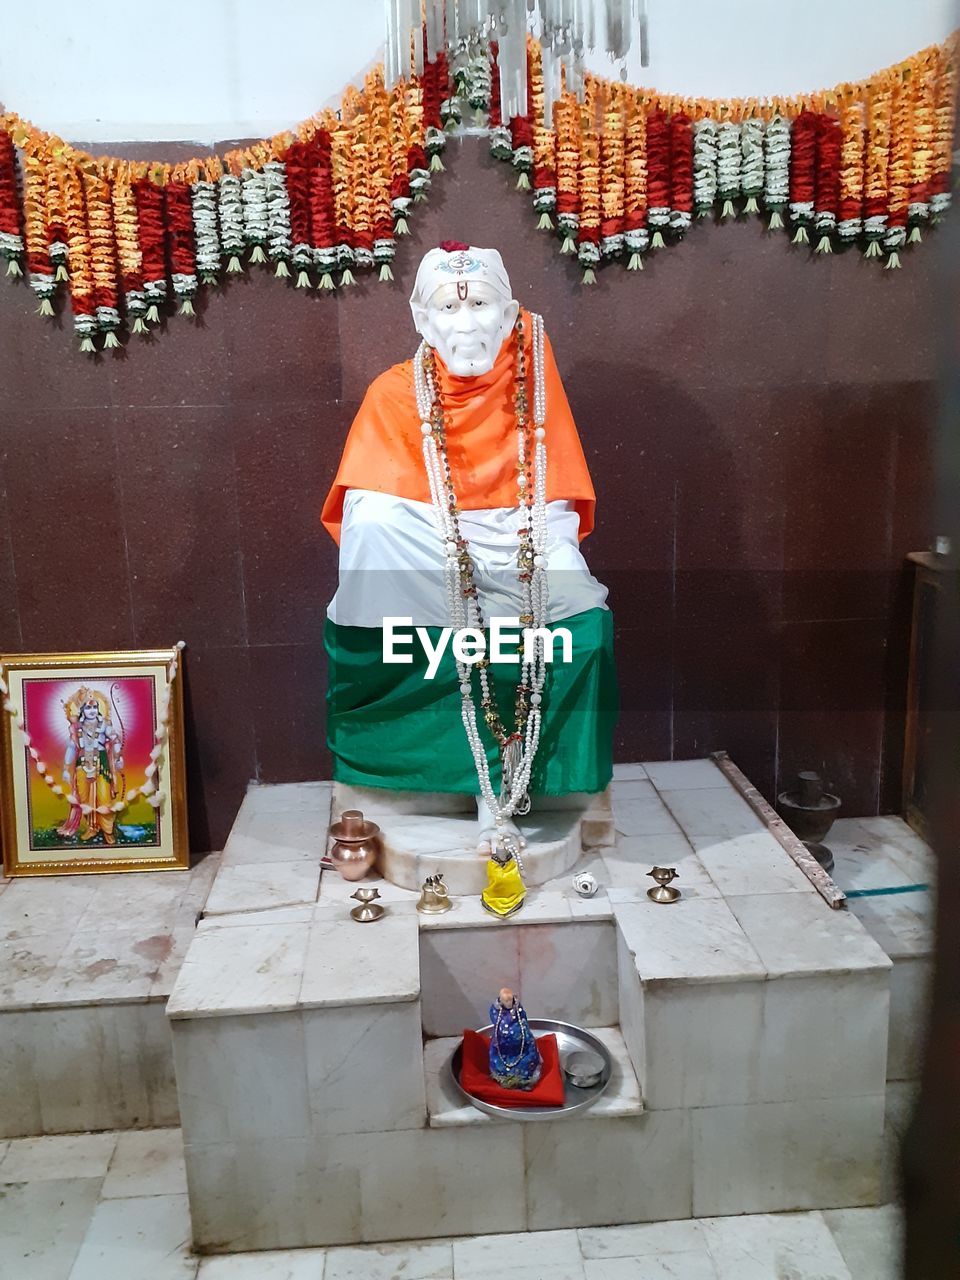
693, 118, 718, 217
218, 172, 245, 273
741, 118, 765, 214
413, 315, 549, 856
241, 167, 270, 265
191, 180, 221, 285
763, 114, 791, 229
717, 121, 743, 218
263, 161, 293, 278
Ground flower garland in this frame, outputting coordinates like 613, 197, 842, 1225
492, 34, 956, 279
0, 35, 954, 346
0, 643, 186, 821
23, 155, 55, 314
0, 129, 24, 276
623, 88, 648, 269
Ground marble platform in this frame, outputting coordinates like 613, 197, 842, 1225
0, 854, 219, 1139
331, 781, 615, 893
166, 760, 899, 1253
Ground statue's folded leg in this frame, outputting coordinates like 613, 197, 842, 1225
324, 604, 617, 799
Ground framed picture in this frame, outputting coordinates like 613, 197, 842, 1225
0, 647, 188, 876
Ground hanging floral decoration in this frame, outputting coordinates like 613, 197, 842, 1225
481, 34, 957, 280
0, 33, 955, 348
0, 54, 452, 348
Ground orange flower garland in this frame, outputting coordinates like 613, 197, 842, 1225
111, 164, 147, 331
367, 71, 397, 281
44, 160, 69, 284
554, 93, 580, 255
600, 85, 626, 260
884, 71, 913, 266
577, 80, 602, 282
837, 93, 866, 244
863, 74, 893, 257
23, 154, 55, 313
331, 116, 357, 286
60, 161, 97, 350
930, 45, 956, 221
623, 88, 648, 268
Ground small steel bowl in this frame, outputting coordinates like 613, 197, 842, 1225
562, 1048, 605, 1089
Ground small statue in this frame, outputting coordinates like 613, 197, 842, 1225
489, 988, 542, 1090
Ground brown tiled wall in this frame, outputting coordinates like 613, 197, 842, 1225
0, 138, 937, 851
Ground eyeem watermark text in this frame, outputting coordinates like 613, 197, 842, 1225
383, 617, 573, 680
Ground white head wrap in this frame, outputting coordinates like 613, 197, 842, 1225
409, 244, 513, 312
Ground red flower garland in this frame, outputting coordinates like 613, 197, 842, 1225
814, 113, 841, 252
669, 112, 694, 234
489, 43, 503, 130
646, 107, 671, 247
165, 180, 198, 315
284, 139, 313, 287
0, 129, 24, 275
308, 131, 337, 286
788, 109, 818, 242
132, 177, 168, 324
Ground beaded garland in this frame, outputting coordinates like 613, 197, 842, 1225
414, 311, 548, 860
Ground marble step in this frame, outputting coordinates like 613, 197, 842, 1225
424, 1025, 644, 1128
332, 782, 614, 894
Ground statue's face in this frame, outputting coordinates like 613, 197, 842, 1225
414, 281, 519, 377
82, 702, 99, 721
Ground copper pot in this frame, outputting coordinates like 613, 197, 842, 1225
327, 809, 382, 881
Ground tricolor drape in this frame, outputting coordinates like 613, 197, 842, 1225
0, 33, 955, 351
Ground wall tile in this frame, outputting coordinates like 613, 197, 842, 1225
0, 482, 22, 650
1, 408, 136, 650
778, 618, 887, 814
248, 644, 330, 783
781, 386, 896, 624
232, 403, 341, 647
181, 645, 257, 852
112, 407, 247, 648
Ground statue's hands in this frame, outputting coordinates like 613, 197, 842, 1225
116, 756, 124, 770
62, 769, 72, 784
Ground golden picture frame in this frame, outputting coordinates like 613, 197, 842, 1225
0, 647, 189, 876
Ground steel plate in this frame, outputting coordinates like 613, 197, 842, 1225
448, 1018, 612, 1121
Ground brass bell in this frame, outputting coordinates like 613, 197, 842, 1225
416, 874, 452, 914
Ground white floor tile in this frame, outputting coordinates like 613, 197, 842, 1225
657, 788, 765, 839
823, 1205, 904, 1280
455, 1229, 583, 1278
67, 1193, 197, 1280
579, 1220, 707, 1258
642, 761, 727, 791
700, 1211, 853, 1279
584, 1255, 717, 1279
326, 1238, 454, 1278
101, 1128, 188, 1198
612, 763, 649, 780
198, 1250, 325, 1278
0, 1178, 101, 1280
0, 1132, 117, 1182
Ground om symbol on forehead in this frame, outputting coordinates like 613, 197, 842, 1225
439, 251, 482, 275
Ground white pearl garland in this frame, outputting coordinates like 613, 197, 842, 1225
415, 313, 549, 845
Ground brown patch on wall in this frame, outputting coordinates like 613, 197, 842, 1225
0, 137, 937, 850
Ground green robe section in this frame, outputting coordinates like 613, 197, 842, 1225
325, 607, 617, 795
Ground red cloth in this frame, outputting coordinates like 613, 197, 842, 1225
459, 1029, 565, 1107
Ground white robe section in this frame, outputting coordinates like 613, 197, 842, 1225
328, 488, 609, 628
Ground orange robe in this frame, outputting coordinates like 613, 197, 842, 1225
321, 311, 596, 543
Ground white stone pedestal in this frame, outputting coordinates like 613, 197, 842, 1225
331, 782, 615, 893
168, 759, 894, 1253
